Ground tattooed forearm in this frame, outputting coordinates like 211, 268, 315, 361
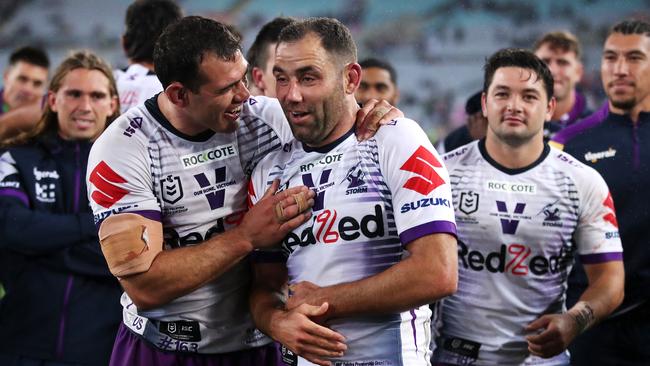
568, 301, 595, 333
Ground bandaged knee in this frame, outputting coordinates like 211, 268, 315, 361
98, 213, 163, 278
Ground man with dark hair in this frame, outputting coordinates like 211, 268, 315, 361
534, 31, 591, 137
249, 17, 458, 366
0, 46, 50, 140
435, 48, 624, 365
115, 0, 182, 113
247, 17, 295, 97
551, 19, 650, 365
436, 90, 487, 153
87, 15, 400, 365
0, 50, 122, 366
355, 57, 399, 106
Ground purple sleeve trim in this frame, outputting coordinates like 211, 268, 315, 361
94, 209, 162, 228
0, 188, 29, 207
552, 102, 609, 146
400, 221, 457, 246
250, 250, 286, 263
580, 251, 623, 264
130, 210, 162, 222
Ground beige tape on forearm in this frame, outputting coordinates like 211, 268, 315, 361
98, 213, 163, 278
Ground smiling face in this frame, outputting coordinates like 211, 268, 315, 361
50, 68, 117, 141
274, 32, 350, 147
184, 51, 250, 134
601, 33, 650, 112
483, 66, 554, 147
534, 43, 583, 101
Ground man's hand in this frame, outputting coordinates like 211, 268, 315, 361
525, 312, 580, 358
270, 302, 347, 366
237, 180, 315, 249
355, 99, 403, 141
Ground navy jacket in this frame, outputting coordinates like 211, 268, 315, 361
552, 108, 650, 314
0, 132, 122, 365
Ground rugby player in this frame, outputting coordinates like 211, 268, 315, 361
247, 17, 295, 97
434, 48, 624, 365
551, 19, 650, 365
355, 57, 399, 106
115, 0, 182, 114
87, 16, 401, 365
249, 17, 458, 366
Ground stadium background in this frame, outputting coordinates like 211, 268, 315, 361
0, 0, 647, 141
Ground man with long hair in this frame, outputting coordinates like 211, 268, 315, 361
0, 50, 122, 365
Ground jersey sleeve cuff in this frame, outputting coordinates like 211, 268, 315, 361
580, 251, 623, 264
399, 220, 457, 246
0, 187, 29, 207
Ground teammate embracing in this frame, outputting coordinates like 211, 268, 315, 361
248, 18, 458, 366
433, 49, 624, 365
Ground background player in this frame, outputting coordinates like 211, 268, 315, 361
0, 46, 49, 140
249, 17, 458, 366
247, 16, 295, 97
115, 0, 182, 113
355, 57, 399, 106
434, 48, 624, 365
551, 19, 650, 365
0, 50, 121, 366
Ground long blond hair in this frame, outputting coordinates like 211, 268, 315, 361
2, 50, 120, 147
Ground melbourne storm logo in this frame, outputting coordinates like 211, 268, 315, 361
342, 163, 367, 195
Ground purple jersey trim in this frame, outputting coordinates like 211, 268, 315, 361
552, 102, 609, 146
110, 324, 281, 365
250, 250, 285, 263
0, 188, 29, 206
580, 251, 623, 264
131, 209, 163, 221
399, 221, 457, 246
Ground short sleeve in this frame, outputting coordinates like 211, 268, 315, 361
574, 168, 623, 264
375, 118, 457, 245
87, 119, 161, 225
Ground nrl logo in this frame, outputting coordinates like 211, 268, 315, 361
459, 191, 479, 215
161, 175, 183, 204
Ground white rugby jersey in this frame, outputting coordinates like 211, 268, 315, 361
87, 95, 292, 354
433, 140, 623, 366
114, 63, 163, 114
250, 118, 457, 366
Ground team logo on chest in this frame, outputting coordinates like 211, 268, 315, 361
342, 162, 367, 195
160, 175, 183, 204
459, 191, 479, 215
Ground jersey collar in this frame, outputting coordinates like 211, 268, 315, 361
478, 138, 550, 175
145, 94, 216, 142
302, 126, 355, 154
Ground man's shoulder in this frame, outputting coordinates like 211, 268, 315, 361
545, 145, 607, 188
442, 140, 479, 168
551, 105, 610, 149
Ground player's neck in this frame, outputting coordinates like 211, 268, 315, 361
552, 90, 576, 120
157, 93, 208, 136
484, 133, 545, 170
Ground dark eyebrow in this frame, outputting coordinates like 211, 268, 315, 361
523, 88, 541, 95
626, 50, 647, 58
492, 85, 510, 91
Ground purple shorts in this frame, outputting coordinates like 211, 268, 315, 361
109, 324, 283, 366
